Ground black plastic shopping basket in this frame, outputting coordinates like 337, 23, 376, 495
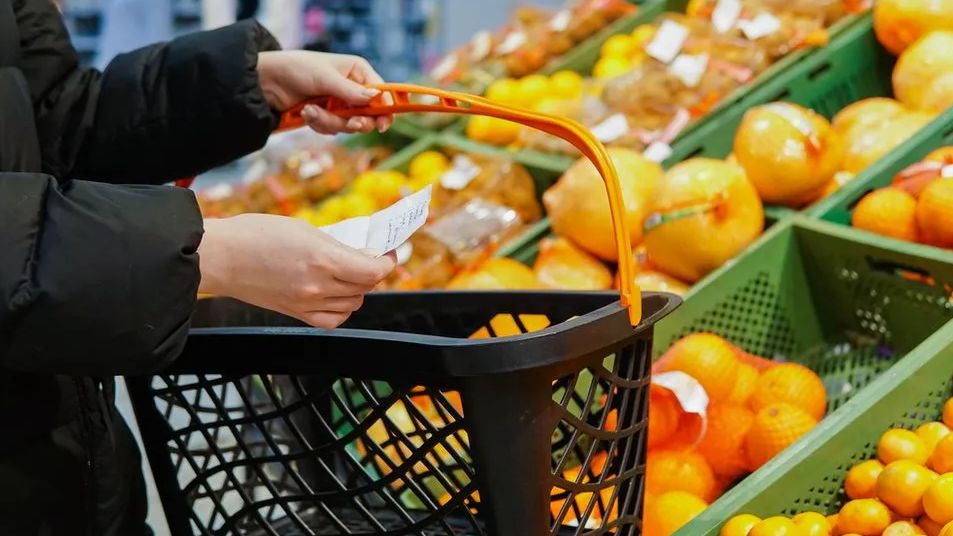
130, 85, 681, 535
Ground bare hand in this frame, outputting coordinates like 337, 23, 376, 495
198, 214, 396, 328
257, 51, 393, 135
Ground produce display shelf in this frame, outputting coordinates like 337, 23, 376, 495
650, 216, 953, 534
500, 11, 950, 266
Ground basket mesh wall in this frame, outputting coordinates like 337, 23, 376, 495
142, 312, 651, 536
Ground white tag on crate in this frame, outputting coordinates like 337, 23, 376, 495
495, 31, 527, 54
645, 20, 689, 64
670, 53, 709, 87
943, 165, 953, 178
549, 9, 572, 31
440, 154, 482, 190
739, 12, 781, 40
590, 113, 630, 143
321, 185, 432, 255
712, 0, 742, 33
644, 141, 674, 163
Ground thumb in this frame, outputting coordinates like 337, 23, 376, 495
324, 73, 380, 106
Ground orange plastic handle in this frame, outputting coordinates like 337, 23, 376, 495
282, 83, 640, 325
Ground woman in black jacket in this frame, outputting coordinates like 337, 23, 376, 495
0, 1, 396, 534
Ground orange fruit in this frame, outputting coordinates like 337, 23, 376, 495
749, 516, 802, 536
845, 459, 886, 500
918, 422, 952, 453
843, 111, 934, 175
745, 403, 818, 470
697, 403, 755, 481
927, 148, 953, 164
465, 115, 521, 145
642, 158, 764, 283
643, 491, 708, 536
880, 429, 931, 466
884, 520, 928, 535
648, 385, 682, 448
924, 474, 953, 525
944, 399, 953, 429
876, 460, 938, 517
932, 435, 953, 473
748, 363, 827, 421
646, 449, 717, 502
832, 98, 906, 141
827, 514, 840, 532
662, 333, 741, 403
533, 237, 613, 290
916, 179, 953, 248
544, 147, 663, 261
921, 516, 946, 536
874, 0, 953, 55
838, 499, 894, 536
728, 362, 760, 406
721, 514, 763, 536
447, 258, 541, 290
793, 511, 833, 536
941, 521, 953, 536
632, 270, 691, 296
660, 412, 705, 451
852, 187, 920, 243
893, 32, 953, 113
734, 103, 844, 207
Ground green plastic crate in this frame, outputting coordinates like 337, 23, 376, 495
649, 216, 953, 534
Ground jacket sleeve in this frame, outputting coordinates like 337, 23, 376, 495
0, 173, 203, 375
17, 0, 281, 183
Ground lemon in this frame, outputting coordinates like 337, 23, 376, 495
369, 170, 407, 206
341, 194, 377, 218
550, 70, 583, 100
466, 115, 520, 145
593, 56, 632, 79
601, 34, 635, 59
485, 77, 520, 105
631, 24, 656, 46
408, 150, 449, 179
292, 207, 317, 222
319, 196, 347, 220
517, 74, 551, 106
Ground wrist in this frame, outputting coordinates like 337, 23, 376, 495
257, 51, 287, 111
198, 218, 231, 296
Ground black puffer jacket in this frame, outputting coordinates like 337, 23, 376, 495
0, 1, 280, 534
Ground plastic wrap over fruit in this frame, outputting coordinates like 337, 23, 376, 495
430, 153, 541, 223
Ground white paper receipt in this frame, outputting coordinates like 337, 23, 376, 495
320, 185, 432, 256
645, 20, 689, 64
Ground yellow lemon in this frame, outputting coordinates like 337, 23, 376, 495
550, 70, 583, 99
601, 34, 635, 59
631, 24, 656, 46
517, 74, 551, 106
721, 514, 762, 536
340, 193, 377, 218
485, 77, 520, 105
593, 56, 632, 79
408, 150, 449, 179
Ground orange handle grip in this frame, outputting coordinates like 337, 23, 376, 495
200, 83, 642, 325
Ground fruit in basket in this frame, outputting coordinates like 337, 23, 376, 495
746, 403, 819, 470
643, 158, 764, 283
733, 103, 843, 206
532, 237, 613, 290
633, 270, 691, 296
846, 460, 886, 500
697, 403, 755, 481
661, 333, 740, 403
643, 491, 708, 536
838, 499, 894, 535
649, 385, 683, 448
884, 520, 928, 535
879, 429, 930, 466
893, 32, 953, 113
544, 147, 663, 261
923, 474, 953, 525
793, 511, 833, 536
748, 517, 803, 536
843, 111, 934, 174
646, 449, 717, 501
446, 258, 540, 290
874, 0, 953, 55
721, 514, 762, 536
748, 363, 827, 421
852, 187, 920, 242
728, 362, 760, 406
877, 460, 937, 517
916, 179, 953, 248
931, 435, 953, 473
832, 98, 906, 140
919, 423, 952, 453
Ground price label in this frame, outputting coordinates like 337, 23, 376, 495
645, 20, 689, 64
712, 0, 742, 33
440, 155, 482, 190
496, 31, 527, 54
590, 113, 630, 143
739, 12, 781, 40
549, 10, 571, 32
643, 141, 674, 163
670, 53, 709, 88
470, 31, 493, 61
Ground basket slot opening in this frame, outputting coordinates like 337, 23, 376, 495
866, 256, 936, 288
808, 61, 833, 81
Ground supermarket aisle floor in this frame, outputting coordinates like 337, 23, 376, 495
114, 379, 172, 536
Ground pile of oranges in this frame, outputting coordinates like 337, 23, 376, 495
721, 398, 953, 536
641, 333, 827, 536
852, 146, 953, 250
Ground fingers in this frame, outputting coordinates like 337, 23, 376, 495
333, 248, 397, 287
299, 310, 353, 329
354, 63, 394, 132
325, 66, 381, 106
302, 105, 375, 134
